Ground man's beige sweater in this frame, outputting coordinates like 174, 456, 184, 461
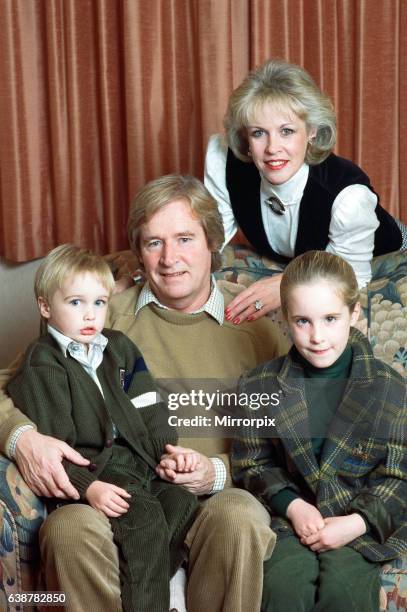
104, 281, 289, 484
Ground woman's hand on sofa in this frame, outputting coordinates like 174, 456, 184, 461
15, 429, 89, 499
224, 274, 283, 323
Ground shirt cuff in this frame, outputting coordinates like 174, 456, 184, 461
8, 424, 35, 459
210, 457, 227, 494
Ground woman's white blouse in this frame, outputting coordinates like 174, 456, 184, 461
204, 134, 379, 288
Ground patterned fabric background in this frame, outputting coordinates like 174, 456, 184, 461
217, 247, 407, 377
0, 458, 46, 611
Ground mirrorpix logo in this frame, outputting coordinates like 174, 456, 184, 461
212, 412, 277, 428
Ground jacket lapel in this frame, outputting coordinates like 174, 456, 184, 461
319, 334, 377, 476
273, 365, 320, 493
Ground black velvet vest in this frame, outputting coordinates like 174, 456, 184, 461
225, 151, 402, 262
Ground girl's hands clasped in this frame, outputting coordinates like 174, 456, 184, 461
301, 514, 367, 552
286, 498, 325, 538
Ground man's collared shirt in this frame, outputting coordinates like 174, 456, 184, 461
135, 276, 225, 325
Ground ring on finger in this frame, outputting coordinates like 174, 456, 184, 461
254, 300, 263, 311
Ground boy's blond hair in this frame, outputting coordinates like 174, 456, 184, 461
280, 251, 360, 318
35, 244, 115, 303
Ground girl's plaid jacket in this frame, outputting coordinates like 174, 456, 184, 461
232, 329, 407, 562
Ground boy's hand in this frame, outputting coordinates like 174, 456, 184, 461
158, 444, 201, 475
156, 444, 215, 495
301, 514, 367, 552
86, 481, 131, 517
286, 498, 325, 537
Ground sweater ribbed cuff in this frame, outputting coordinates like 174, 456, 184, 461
271, 488, 300, 517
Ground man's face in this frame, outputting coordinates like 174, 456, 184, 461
139, 199, 212, 312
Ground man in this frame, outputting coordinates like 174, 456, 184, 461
0, 175, 289, 611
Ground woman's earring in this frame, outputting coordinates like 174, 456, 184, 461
247, 148, 252, 156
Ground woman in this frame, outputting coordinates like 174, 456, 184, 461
205, 59, 407, 323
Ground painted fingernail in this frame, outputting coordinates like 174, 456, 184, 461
233, 317, 240, 325
247, 316, 253, 321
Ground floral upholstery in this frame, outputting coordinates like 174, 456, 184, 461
217, 246, 407, 377
0, 246, 406, 610
0, 458, 46, 611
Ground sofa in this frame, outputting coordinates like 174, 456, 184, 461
0, 245, 406, 611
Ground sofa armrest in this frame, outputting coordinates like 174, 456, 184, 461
0, 455, 47, 608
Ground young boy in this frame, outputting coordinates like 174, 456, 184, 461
7, 244, 198, 612
232, 250, 407, 612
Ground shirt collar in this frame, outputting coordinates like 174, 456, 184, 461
260, 163, 309, 205
135, 275, 224, 325
47, 324, 108, 357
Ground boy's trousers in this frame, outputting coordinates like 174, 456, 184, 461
95, 441, 198, 612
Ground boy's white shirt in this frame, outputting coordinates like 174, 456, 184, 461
47, 324, 107, 397
47, 325, 160, 422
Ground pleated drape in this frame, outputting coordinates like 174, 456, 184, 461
0, 0, 405, 262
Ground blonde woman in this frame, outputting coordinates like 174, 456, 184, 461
205, 59, 406, 323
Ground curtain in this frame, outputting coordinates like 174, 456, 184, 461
0, 0, 405, 262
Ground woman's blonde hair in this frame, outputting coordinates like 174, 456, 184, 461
128, 174, 225, 272
224, 58, 336, 165
35, 244, 115, 302
280, 251, 359, 318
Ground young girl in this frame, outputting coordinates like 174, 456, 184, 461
232, 250, 407, 611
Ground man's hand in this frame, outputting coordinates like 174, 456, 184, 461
224, 275, 282, 324
156, 444, 215, 495
286, 498, 325, 538
86, 480, 131, 517
301, 514, 367, 552
15, 429, 89, 499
